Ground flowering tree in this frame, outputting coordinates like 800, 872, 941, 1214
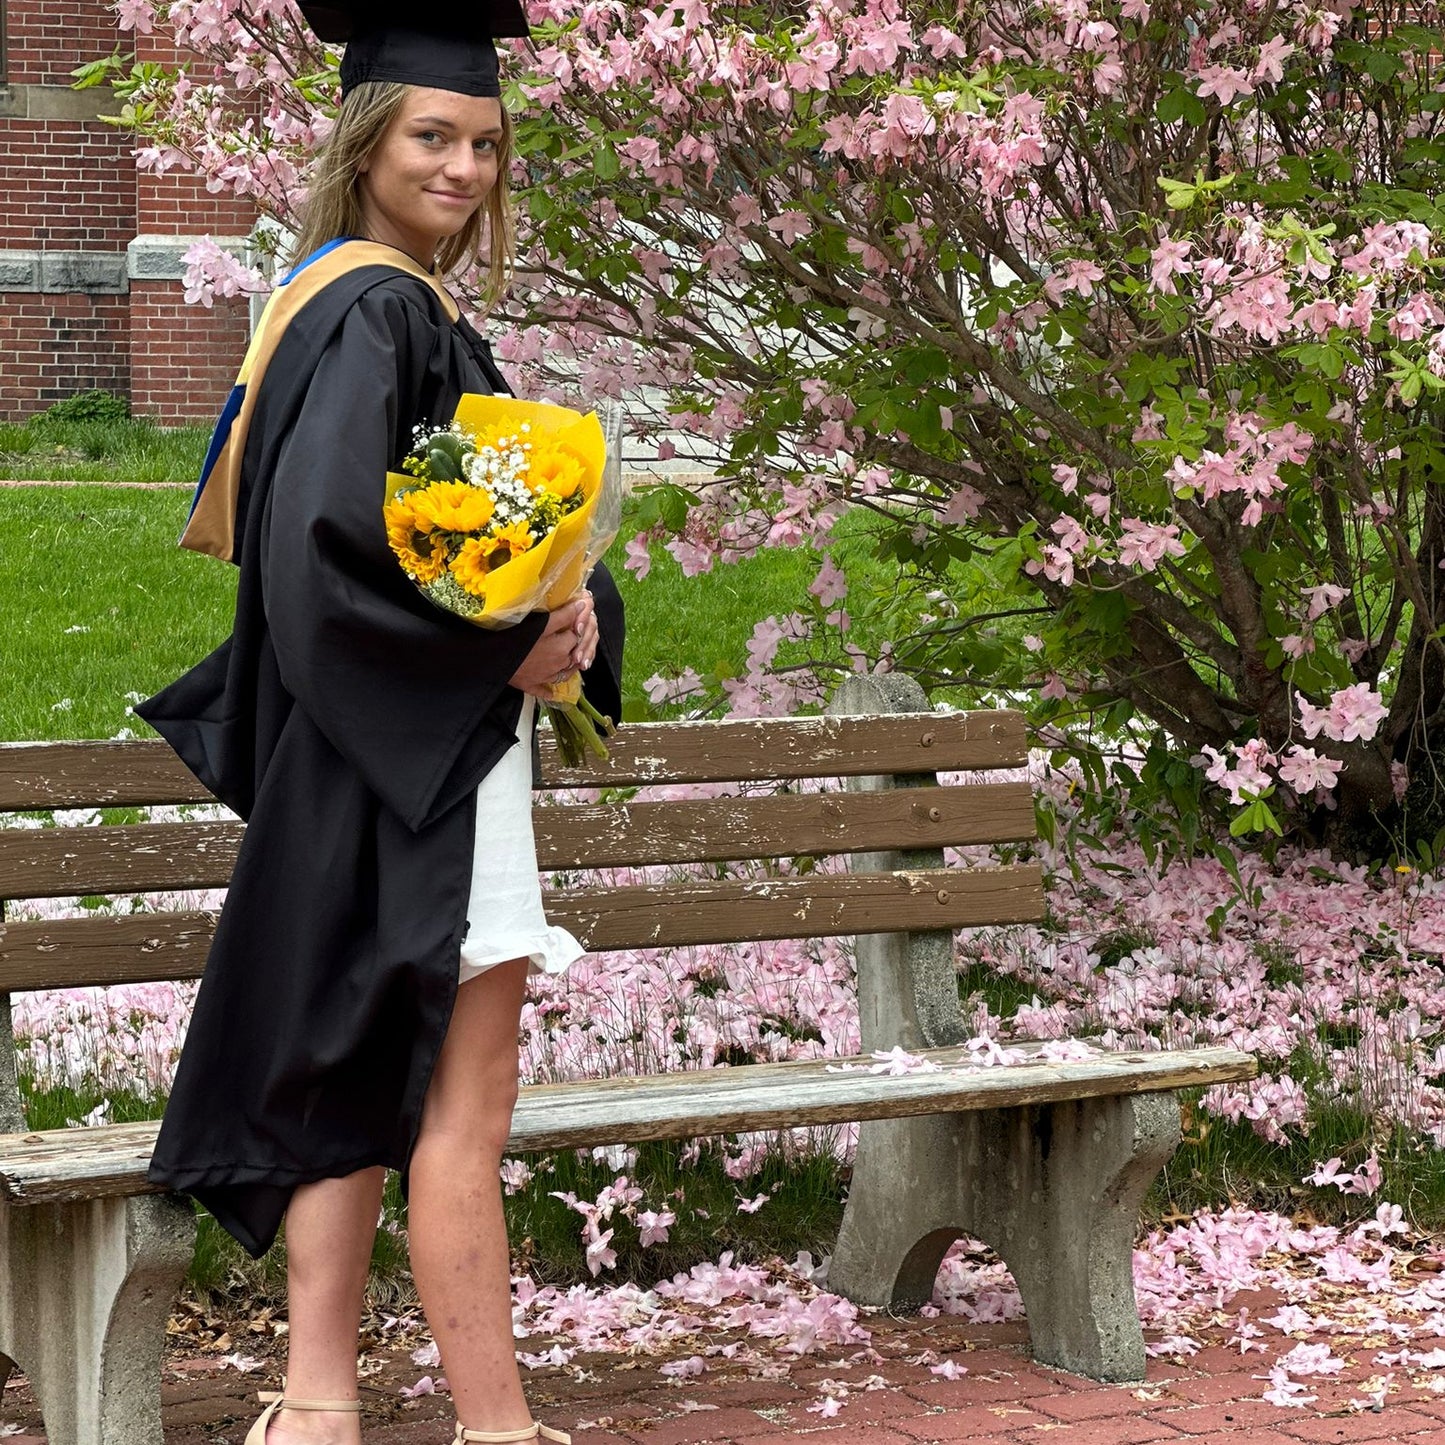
91, 0, 1445, 856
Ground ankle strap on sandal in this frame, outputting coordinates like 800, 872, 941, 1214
454, 1424, 569, 1443
258, 1391, 363, 1412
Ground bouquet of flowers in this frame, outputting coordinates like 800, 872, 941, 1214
382, 394, 622, 765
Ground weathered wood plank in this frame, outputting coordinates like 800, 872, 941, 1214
549, 783, 1037, 869
0, 911, 221, 989
0, 867, 1043, 990
0, 712, 1027, 810
0, 740, 208, 811
0, 822, 245, 897
0, 1044, 1259, 1204
550, 867, 1046, 953
537, 711, 1029, 786
0, 785, 1037, 897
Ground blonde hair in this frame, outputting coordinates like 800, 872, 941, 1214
294, 80, 515, 313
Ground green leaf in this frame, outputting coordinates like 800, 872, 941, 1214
71, 52, 127, 90
427, 446, 461, 481
1156, 88, 1206, 127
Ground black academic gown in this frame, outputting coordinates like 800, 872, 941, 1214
138, 266, 624, 1257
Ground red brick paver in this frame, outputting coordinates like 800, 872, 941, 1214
4, 1311, 1444, 1443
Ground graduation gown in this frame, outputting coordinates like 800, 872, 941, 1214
138, 255, 624, 1257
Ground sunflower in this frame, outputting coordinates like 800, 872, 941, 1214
526, 447, 586, 499
489, 520, 536, 557
449, 537, 494, 598
469, 423, 528, 457
383, 497, 448, 583
408, 480, 495, 534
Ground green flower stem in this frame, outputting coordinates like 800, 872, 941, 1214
545, 697, 617, 768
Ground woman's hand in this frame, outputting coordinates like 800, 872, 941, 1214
510, 593, 599, 698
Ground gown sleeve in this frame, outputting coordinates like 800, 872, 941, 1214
583, 560, 625, 726
258, 282, 548, 832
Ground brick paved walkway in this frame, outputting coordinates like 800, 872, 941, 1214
6, 1296, 1444, 1444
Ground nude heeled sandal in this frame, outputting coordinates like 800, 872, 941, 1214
244, 1390, 363, 1445
454, 1423, 570, 1443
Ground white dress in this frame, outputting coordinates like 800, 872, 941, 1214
458, 694, 586, 985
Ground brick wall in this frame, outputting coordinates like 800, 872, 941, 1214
0, 0, 259, 423
128, 284, 251, 423
0, 122, 133, 249
0, 292, 129, 416
4, 0, 122, 84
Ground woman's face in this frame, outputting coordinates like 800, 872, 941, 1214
357, 87, 503, 266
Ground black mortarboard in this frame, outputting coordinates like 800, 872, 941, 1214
299, 1, 529, 98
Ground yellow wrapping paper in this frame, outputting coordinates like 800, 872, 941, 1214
384, 394, 621, 711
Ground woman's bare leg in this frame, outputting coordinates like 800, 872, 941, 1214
409, 957, 533, 1433
267, 1167, 385, 1444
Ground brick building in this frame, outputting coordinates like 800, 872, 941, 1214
0, 0, 257, 422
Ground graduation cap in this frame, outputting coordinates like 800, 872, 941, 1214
299, 0, 530, 98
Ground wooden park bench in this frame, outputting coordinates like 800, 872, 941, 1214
0, 674, 1255, 1445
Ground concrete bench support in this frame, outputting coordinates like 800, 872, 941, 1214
825, 674, 1179, 1382
829, 1093, 1178, 1382
0, 1191, 193, 1445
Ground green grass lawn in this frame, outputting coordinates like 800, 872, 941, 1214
1, 488, 237, 741
0, 482, 886, 742
0, 416, 211, 484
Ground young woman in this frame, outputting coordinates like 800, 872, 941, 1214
137, 10, 622, 1444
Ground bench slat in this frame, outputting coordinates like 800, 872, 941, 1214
0, 785, 1038, 898
555, 866, 1045, 951
540, 711, 1028, 786
0, 1044, 1259, 1204
0, 712, 1027, 810
0, 822, 245, 897
0, 866, 1044, 990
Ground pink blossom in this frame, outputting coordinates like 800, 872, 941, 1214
1301, 583, 1346, 620
644, 668, 703, 706
728, 194, 763, 228
180, 238, 267, 308
1194, 64, 1255, 104
1044, 258, 1107, 302
1117, 518, 1186, 571
1253, 35, 1294, 83
1392, 761, 1409, 800
1025, 545, 1075, 587
1297, 684, 1389, 744
941, 485, 983, 522
921, 24, 968, 59
1199, 739, 1277, 804
666, 536, 716, 576
585, 1227, 618, 1276
1278, 1341, 1344, 1376
1361, 1202, 1408, 1237
1292, 298, 1340, 335
1150, 235, 1194, 295
766, 210, 813, 245
624, 533, 653, 579
116, 0, 155, 31
638, 1209, 675, 1246
808, 555, 848, 607
1276, 747, 1341, 795
500, 1159, 534, 1194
